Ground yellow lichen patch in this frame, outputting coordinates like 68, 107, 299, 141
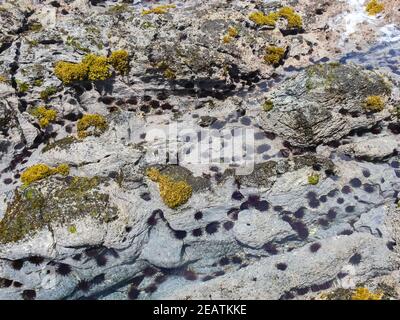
21, 163, 70, 186
351, 287, 383, 300
0, 75, 7, 83
222, 26, 239, 43
146, 168, 193, 209
308, 173, 320, 185
108, 50, 129, 74
249, 11, 279, 26
157, 61, 176, 79
365, 0, 384, 15
262, 99, 274, 112
77, 114, 108, 139
142, 4, 176, 15
364, 95, 385, 112
82, 54, 111, 81
249, 7, 302, 29
264, 46, 286, 65
54, 51, 130, 84
54, 61, 88, 84
278, 7, 303, 29
31, 106, 57, 127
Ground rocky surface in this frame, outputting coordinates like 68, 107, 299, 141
0, 0, 399, 300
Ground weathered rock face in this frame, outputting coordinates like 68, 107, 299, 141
259, 64, 393, 148
0, 0, 399, 301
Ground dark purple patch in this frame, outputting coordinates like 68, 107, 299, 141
219, 257, 230, 266
318, 218, 329, 227
28, 256, 44, 265
223, 221, 234, 231
77, 280, 91, 292
349, 253, 361, 265
254, 200, 269, 212
362, 169, 370, 178
11, 260, 24, 270
319, 195, 327, 203
21, 289, 36, 300
308, 198, 320, 208
263, 242, 278, 255
345, 206, 355, 213
231, 256, 242, 264
276, 263, 287, 271
205, 222, 220, 235
131, 275, 145, 287
327, 189, 339, 197
339, 229, 353, 236
143, 266, 157, 277
174, 230, 187, 240
231, 191, 244, 201
363, 184, 375, 193
56, 263, 71, 276
127, 287, 140, 300
192, 228, 203, 237
202, 275, 214, 282
337, 197, 344, 204
310, 242, 321, 253
183, 270, 197, 281
95, 255, 107, 267
240, 201, 250, 211
194, 211, 203, 220
294, 207, 306, 219
349, 178, 362, 188
341, 185, 352, 194
327, 208, 337, 220
273, 205, 283, 212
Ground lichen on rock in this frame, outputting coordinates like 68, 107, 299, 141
20, 163, 69, 186
77, 114, 108, 139
0, 176, 118, 244
146, 167, 193, 209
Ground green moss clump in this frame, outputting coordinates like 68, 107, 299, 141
108, 50, 129, 74
20, 163, 69, 186
66, 36, 90, 53
68, 225, 77, 234
30, 106, 57, 127
29, 22, 42, 32
42, 136, 78, 153
107, 4, 130, 15
16, 81, 29, 93
142, 4, 176, 15
0, 176, 118, 244
146, 168, 192, 209
264, 46, 285, 65
308, 173, 320, 185
262, 100, 274, 112
33, 79, 43, 87
157, 61, 176, 79
77, 114, 108, 139
40, 86, 58, 101
365, 0, 384, 15
363, 95, 385, 112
